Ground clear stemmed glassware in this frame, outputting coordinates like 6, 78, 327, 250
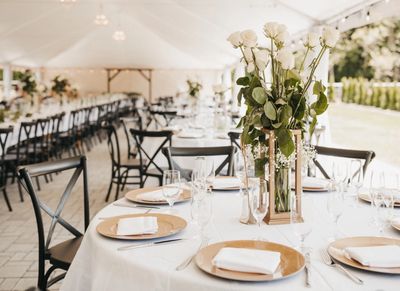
192, 156, 206, 187
327, 191, 344, 239
290, 194, 312, 252
205, 160, 215, 191
349, 159, 364, 207
381, 172, 399, 225
162, 170, 181, 211
191, 190, 212, 240
332, 161, 349, 194
248, 179, 269, 241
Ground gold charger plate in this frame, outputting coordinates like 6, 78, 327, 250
328, 236, 400, 274
195, 240, 305, 282
358, 193, 400, 207
391, 222, 400, 232
212, 176, 241, 191
125, 186, 191, 205
96, 213, 187, 240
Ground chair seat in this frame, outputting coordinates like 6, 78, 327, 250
146, 167, 168, 177
120, 158, 142, 169
48, 236, 83, 270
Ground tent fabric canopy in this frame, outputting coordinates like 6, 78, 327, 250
0, 0, 396, 69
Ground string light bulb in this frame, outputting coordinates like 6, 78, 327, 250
366, 10, 370, 21
341, 17, 346, 23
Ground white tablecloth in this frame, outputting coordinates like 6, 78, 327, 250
61, 191, 400, 291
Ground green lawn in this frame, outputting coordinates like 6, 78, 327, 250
328, 102, 400, 168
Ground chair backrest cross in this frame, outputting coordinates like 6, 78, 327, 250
162, 146, 237, 180
313, 145, 376, 179
129, 129, 172, 185
18, 156, 90, 290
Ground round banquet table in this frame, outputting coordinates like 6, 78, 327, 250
61, 189, 400, 291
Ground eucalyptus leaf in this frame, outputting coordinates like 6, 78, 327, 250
276, 129, 295, 157
275, 98, 286, 105
272, 122, 282, 129
236, 77, 250, 86
252, 87, 267, 105
255, 158, 267, 177
312, 91, 328, 115
264, 101, 277, 120
313, 80, 326, 95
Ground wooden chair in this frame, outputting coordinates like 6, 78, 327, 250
0, 126, 14, 211
17, 156, 90, 291
313, 145, 376, 179
104, 124, 142, 202
161, 146, 237, 181
227, 131, 241, 149
129, 129, 172, 187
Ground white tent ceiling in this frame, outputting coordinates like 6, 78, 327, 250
0, 0, 398, 69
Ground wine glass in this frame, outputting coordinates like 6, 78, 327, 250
191, 190, 212, 240
205, 160, 215, 191
162, 170, 181, 210
332, 161, 348, 194
327, 191, 344, 239
381, 172, 399, 224
248, 179, 269, 240
349, 159, 364, 206
192, 156, 206, 188
290, 194, 312, 252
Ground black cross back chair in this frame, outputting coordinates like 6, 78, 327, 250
104, 124, 142, 202
129, 129, 172, 187
17, 156, 90, 291
161, 146, 237, 181
0, 126, 14, 211
313, 145, 376, 180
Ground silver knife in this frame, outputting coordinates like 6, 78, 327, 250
305, 252, 311, 287
113, 202, 160, 209
117, 238, 186, 251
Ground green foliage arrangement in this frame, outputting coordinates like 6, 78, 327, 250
15, 69, 37, 97
186, 79, 202, 98
341, 77, 400, 111
51, 75, 70, 96
228, 23, 339, 176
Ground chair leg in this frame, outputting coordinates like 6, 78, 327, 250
17, 181, 24, 202
106, 178, 113, 202
36, 176, 41, 191
3, 189, 12, 211
44, 174, 49, 183
114, 177, 121, 201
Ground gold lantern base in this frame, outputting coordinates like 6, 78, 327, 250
263, 129, 303, 225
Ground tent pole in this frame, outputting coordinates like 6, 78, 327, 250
149, 70, 152, 102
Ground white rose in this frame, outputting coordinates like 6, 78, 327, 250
243, 47, 254, 63
247, 62, 255, 73
322, 26, 340, 48
304, 32, 319, 48
227, 31, 242, 48
254, 49, 268, 64
276, 49, 295, 70
264, 22, 280, 39
276, 30, 290, 44
240, 30, 257, 48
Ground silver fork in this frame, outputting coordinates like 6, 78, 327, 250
176, 238, 209, 271
321, 249, 363, 285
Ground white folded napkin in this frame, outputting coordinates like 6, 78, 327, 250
116, 217, 158, 236
344, 245, 400, 268
137, 188, 182, 202
302, 177, 330, 189
212, 247, 281, 275
178, 131, 203, 138
212, 177, 242, 189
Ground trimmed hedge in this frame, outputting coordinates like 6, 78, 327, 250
340, 77, 400, 111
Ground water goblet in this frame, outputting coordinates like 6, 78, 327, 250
327, 191, 344, 239
162, 170, 181, 211
248, 179, 269, 241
